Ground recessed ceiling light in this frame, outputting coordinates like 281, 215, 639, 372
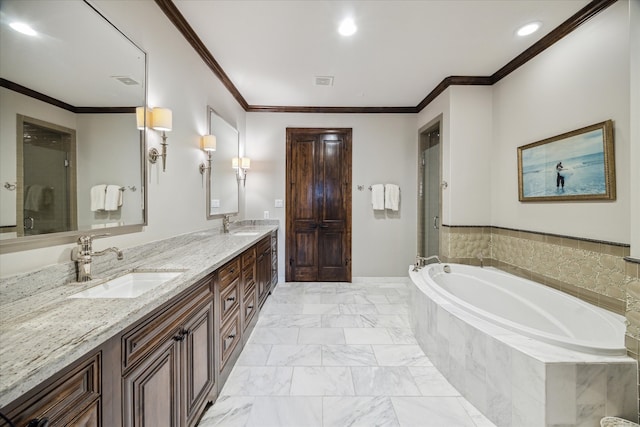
338, 18, 357, 37
9, 22, 38, 36
516, 22, 541, 37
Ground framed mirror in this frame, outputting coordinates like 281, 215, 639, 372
206, 106, 239, 219
0, 0, 147, 252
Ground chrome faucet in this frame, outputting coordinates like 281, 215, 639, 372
222, 215, 234, 233
413, 255, 441, 271
71, 234, 123, 282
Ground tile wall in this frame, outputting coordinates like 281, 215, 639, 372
439, 225, 640, 418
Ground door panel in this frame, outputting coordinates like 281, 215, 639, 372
286, 128, 351, 282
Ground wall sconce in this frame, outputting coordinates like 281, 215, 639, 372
135, 106, 151, 130
232, 157, 251, 186
199, 134, 217, 174
148, 107, 172, 172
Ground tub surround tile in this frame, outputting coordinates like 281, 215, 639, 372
409, 271, 638, 427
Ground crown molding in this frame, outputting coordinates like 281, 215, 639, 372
156, 0, 617, 114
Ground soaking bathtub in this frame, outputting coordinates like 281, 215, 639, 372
409, 263, 638, 427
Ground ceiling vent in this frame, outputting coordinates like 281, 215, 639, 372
112, 76, 140, 86
314, 76, 334, 87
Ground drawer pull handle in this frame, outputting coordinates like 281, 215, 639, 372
227, 334, 236, 339
229, 268, 235, 274
226, 296, 236, 302
27, 418, 50, 427
248, 305, 254, 309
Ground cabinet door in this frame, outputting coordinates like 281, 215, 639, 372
123, 338, 180, 427
0, 353, 101, 427
183, 303, 215, 427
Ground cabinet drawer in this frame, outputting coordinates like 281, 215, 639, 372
2, 353, 100, 427
219, 310, 241, 371
218, 257, 241, 291
242, 287, 257, 331
242, 246, 256, 267
242, 264, 256, 296
122, 280, 213, 371
257, 237, 270, 255
219, 280, 239, 323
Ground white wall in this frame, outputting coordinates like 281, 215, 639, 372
245, 112, 418, 278
0, 0, 246, 277
76, 114, 144, 229
491, 1, 630, 243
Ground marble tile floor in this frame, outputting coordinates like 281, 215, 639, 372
199, 280, 496, 427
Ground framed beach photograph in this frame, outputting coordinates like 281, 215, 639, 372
517, 120, 615, 202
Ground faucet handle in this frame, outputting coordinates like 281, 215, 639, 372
77, 233, 110, 244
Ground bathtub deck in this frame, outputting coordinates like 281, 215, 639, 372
198, 279, 496, 427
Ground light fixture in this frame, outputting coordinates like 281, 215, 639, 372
516, 21, 541, 37
10, 22, 37, 36
148, 107, 172, 172
199, 134, 217, 174
136, 106, 151, 130
232, 157, 251, 186
338, 18, 357, 37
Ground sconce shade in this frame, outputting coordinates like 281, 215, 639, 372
136, 106, 152, 130
152, 108, 172, 131
240, 157, 251, 169
201, 135, 217, 152
232, 157, 239, 169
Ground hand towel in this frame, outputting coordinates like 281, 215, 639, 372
91, 184, 107, 211
24, 184, 44, 211
371, 184, 385, 210
385, 184, 400, 211
104, 185, 122, 211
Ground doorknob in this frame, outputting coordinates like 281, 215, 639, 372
433, 216, 439, 229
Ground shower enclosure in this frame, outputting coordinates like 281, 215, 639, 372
418, 123, 441, 258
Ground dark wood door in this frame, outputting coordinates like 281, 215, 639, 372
286, 128, 352, 282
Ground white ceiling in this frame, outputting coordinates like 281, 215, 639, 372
174, 0, 591, 108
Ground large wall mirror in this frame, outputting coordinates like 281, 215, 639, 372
0, 0, 147, 252
207, 107, 239, 219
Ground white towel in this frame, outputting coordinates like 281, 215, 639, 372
24, 184, 44, 211
104, 185, 123, 211
371, 184, 385, 210
91, 184, 107, 211
385, 184, 400, 211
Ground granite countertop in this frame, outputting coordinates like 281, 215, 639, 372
0, 223, 277, 408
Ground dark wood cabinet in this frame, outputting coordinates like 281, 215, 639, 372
1, 230, 277, 427
256, 236, 272, 307
0, 353, 101, 427
122, 278, 214, 427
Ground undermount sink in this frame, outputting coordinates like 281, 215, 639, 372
68, 271, 183, 299
232, 231, 260, 236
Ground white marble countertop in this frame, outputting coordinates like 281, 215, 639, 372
0, 223, 277, 408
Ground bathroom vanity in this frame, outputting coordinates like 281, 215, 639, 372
0, 225, 278, 427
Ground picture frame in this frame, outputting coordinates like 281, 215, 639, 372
517, 120, 615, 202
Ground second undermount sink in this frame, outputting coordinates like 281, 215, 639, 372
232, 231, 260, 236
68, 271, 183, 299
